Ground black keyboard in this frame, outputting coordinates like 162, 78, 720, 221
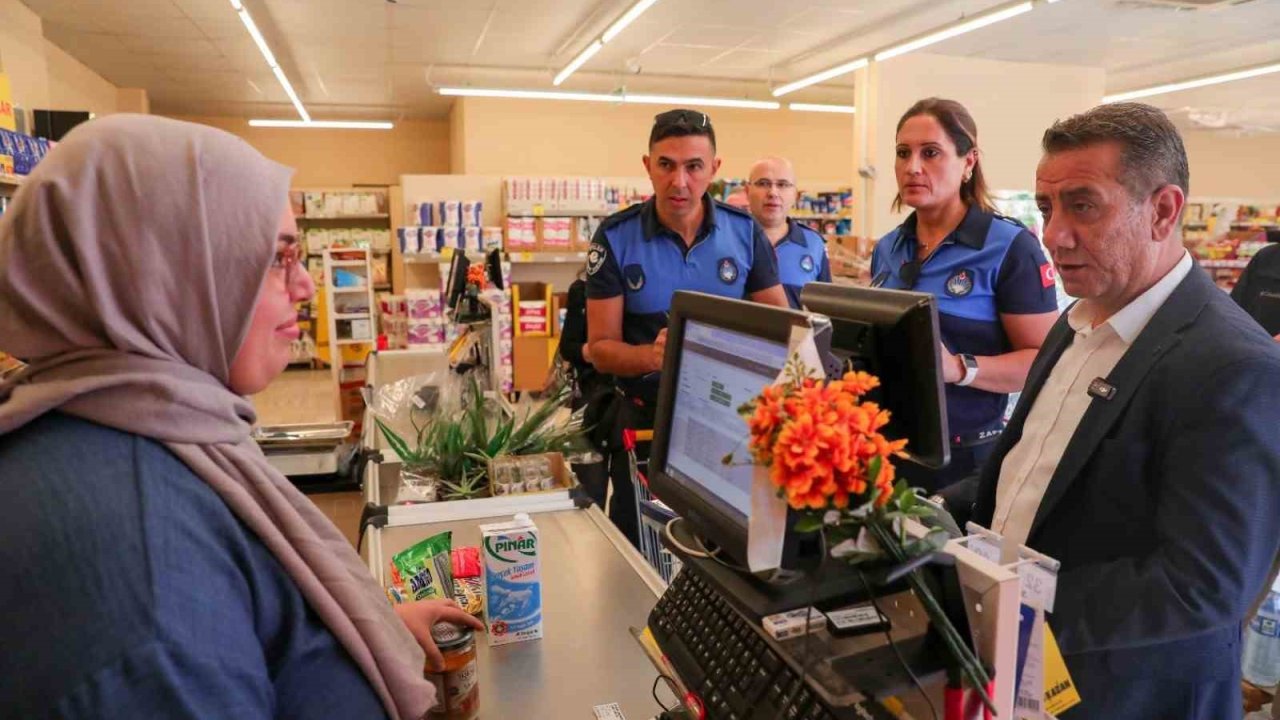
649, 567, 895, 720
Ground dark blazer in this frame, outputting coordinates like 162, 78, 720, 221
972, 266, 1280, 720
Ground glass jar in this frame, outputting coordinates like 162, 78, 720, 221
426, 622, 479, 719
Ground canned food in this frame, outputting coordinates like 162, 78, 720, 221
426, 622, 479, 719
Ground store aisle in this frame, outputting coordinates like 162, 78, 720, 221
250, 369, 361, 546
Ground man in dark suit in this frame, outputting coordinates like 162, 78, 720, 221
969, 103, 1280, 719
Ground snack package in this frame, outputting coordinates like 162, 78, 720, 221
453, 576, 484, 616
451, 547, 482, 579
391, 531, 454, 601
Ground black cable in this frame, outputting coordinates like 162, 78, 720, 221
651, 674, 676, 712
856, 566, 938, 720
776, 534, 823, 720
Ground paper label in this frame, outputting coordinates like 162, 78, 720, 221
1043, 623, 1082, 715
747, 323, 824, 572
1015, 606, 1046, 719
1019, 562, 1058, 613
592, 702, 626, 720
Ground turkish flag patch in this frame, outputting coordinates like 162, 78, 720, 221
1040, 262, 1056, 288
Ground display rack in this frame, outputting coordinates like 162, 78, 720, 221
322, 248, 376, 425
1181, 197, 1280, 291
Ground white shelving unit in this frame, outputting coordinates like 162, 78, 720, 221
322, 248, 377, 418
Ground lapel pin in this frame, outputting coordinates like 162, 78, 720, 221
1087, 377, 1116, 401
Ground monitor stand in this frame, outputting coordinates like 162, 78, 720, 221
663, 517, 908, 620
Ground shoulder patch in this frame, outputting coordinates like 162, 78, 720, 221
597, 203, 645, 232
586, 244, 607, 276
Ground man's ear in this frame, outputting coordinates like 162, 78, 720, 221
1150, 184, 1185, 243
642, 154, 651, 174
711, 156, 722, 177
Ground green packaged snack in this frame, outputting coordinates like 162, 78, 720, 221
392, 531, 454, 601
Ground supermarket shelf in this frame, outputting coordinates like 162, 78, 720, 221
298, 214, 389, 220
0, 173, 23, 189
403, 251, 486, 264
333, 313, 371, 320
335, 338, 374, 345
374, 284, 391, 290
1200, 259, 1250, 269
330, 260, 369, 268
333, 287, 370, 294
509, 251, 588, 264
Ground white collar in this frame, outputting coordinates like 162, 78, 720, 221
1067, 251, 1193, 344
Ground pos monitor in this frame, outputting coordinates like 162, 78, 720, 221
649, 286, 950, 574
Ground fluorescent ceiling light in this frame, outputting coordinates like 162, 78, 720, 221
249, 120, 395, 129
874, 2, 1034, 62
554, 0, 661, 86
1103, 61, 1280, 103
439, 87, 619, 103
772, 57, 869, 98
236, 6, 277, 68
622, 94, 780, 110
554, 40, 603, 86
789, 103, 857, 114
437, 87, 779, 110
272, 66, 310, 122
230, 0, 309, 122
602, 0, 660, 43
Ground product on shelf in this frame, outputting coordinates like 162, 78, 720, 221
505, 217, 537, 251
406, 289, 443, 320
464, 227, 482, 253
439, 200, 461, 227
441, 226, 462, 251
537, 217, 574, 250
482, 227, 504, 252
301, 190, 385, 218
503, 176, 647, 215
0, 129, 50, 175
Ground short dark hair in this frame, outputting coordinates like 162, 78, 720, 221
649, 108, 716, 151
1041, 102, 1189, 201
892, 97, 995, 214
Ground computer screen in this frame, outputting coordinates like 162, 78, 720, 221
648, 291, 813, 569
665, 320, 790, 524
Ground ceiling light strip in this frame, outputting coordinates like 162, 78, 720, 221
788, 103, 857, 114
230, 0, 309, 121
438, 87, 779, 110
873, 2, 1034, 62
555, 0, 661, 86
772, 0, 1041, 97
1103, 61, 1280, 103
554, 40, 604, 86
773, 58, 869, 97
249, 120, 395, 129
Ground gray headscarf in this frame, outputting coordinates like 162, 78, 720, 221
0, 114, 433, 719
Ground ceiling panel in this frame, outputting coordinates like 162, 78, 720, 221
21, 0, 1280, 127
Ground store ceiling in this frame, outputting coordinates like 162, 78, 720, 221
22, 0, 1280, 131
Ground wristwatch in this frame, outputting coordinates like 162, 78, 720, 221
956, 354, 979, 387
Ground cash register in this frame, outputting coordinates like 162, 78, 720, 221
642, 286, 960, 720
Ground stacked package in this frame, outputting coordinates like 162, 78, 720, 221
406, 289, 447, 347
379, 295, 408, 350
0, 129, 51, 176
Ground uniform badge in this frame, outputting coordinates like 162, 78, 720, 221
623, 263, 646, 292
945, 268, 974, 297
586, 244, 606, 276
800, 254, 815, 273
718, 257, 739, 284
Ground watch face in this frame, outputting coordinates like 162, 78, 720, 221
962, 354, 979, 370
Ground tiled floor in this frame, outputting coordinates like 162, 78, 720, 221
252, 369, 364, 547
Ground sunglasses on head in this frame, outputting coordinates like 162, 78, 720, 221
653, 109, 710, 130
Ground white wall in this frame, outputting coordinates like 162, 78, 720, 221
870, 53, 1105, 236
0, 0, 51, 112
1183, 130, 1280, 201
44, 40, 118, 116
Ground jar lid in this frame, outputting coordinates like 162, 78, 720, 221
430, 622, 474, 651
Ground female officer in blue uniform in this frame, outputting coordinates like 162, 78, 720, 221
872, 98, 1059, 492
586, 109, 788, 545
746, 156, 831, 309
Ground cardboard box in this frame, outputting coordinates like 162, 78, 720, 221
536, 217, 576, 251
512, 335, 555, 391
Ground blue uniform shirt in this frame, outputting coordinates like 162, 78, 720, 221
587, 194, 780, 401
871, 205, 1057, 438
774, 219, 832, 309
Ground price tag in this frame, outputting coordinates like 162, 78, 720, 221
967, 536, 1002, 564
515, 252, 532, 263
1018, 562, 1058, 613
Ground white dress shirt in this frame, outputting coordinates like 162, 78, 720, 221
991, 251, 1194, 546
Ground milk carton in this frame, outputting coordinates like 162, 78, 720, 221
480, 514, 542, 646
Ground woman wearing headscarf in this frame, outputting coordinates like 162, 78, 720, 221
0, 114, 480, 719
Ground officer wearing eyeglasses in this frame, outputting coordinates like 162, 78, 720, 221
746, 156, 831, 309
871, 98, 1058, 493
586, 109, 788, 545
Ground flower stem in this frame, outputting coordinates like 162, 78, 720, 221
867, 520, 996, 714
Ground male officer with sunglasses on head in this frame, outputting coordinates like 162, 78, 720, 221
586, 109, 788, 546
746, 156, 831, 309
